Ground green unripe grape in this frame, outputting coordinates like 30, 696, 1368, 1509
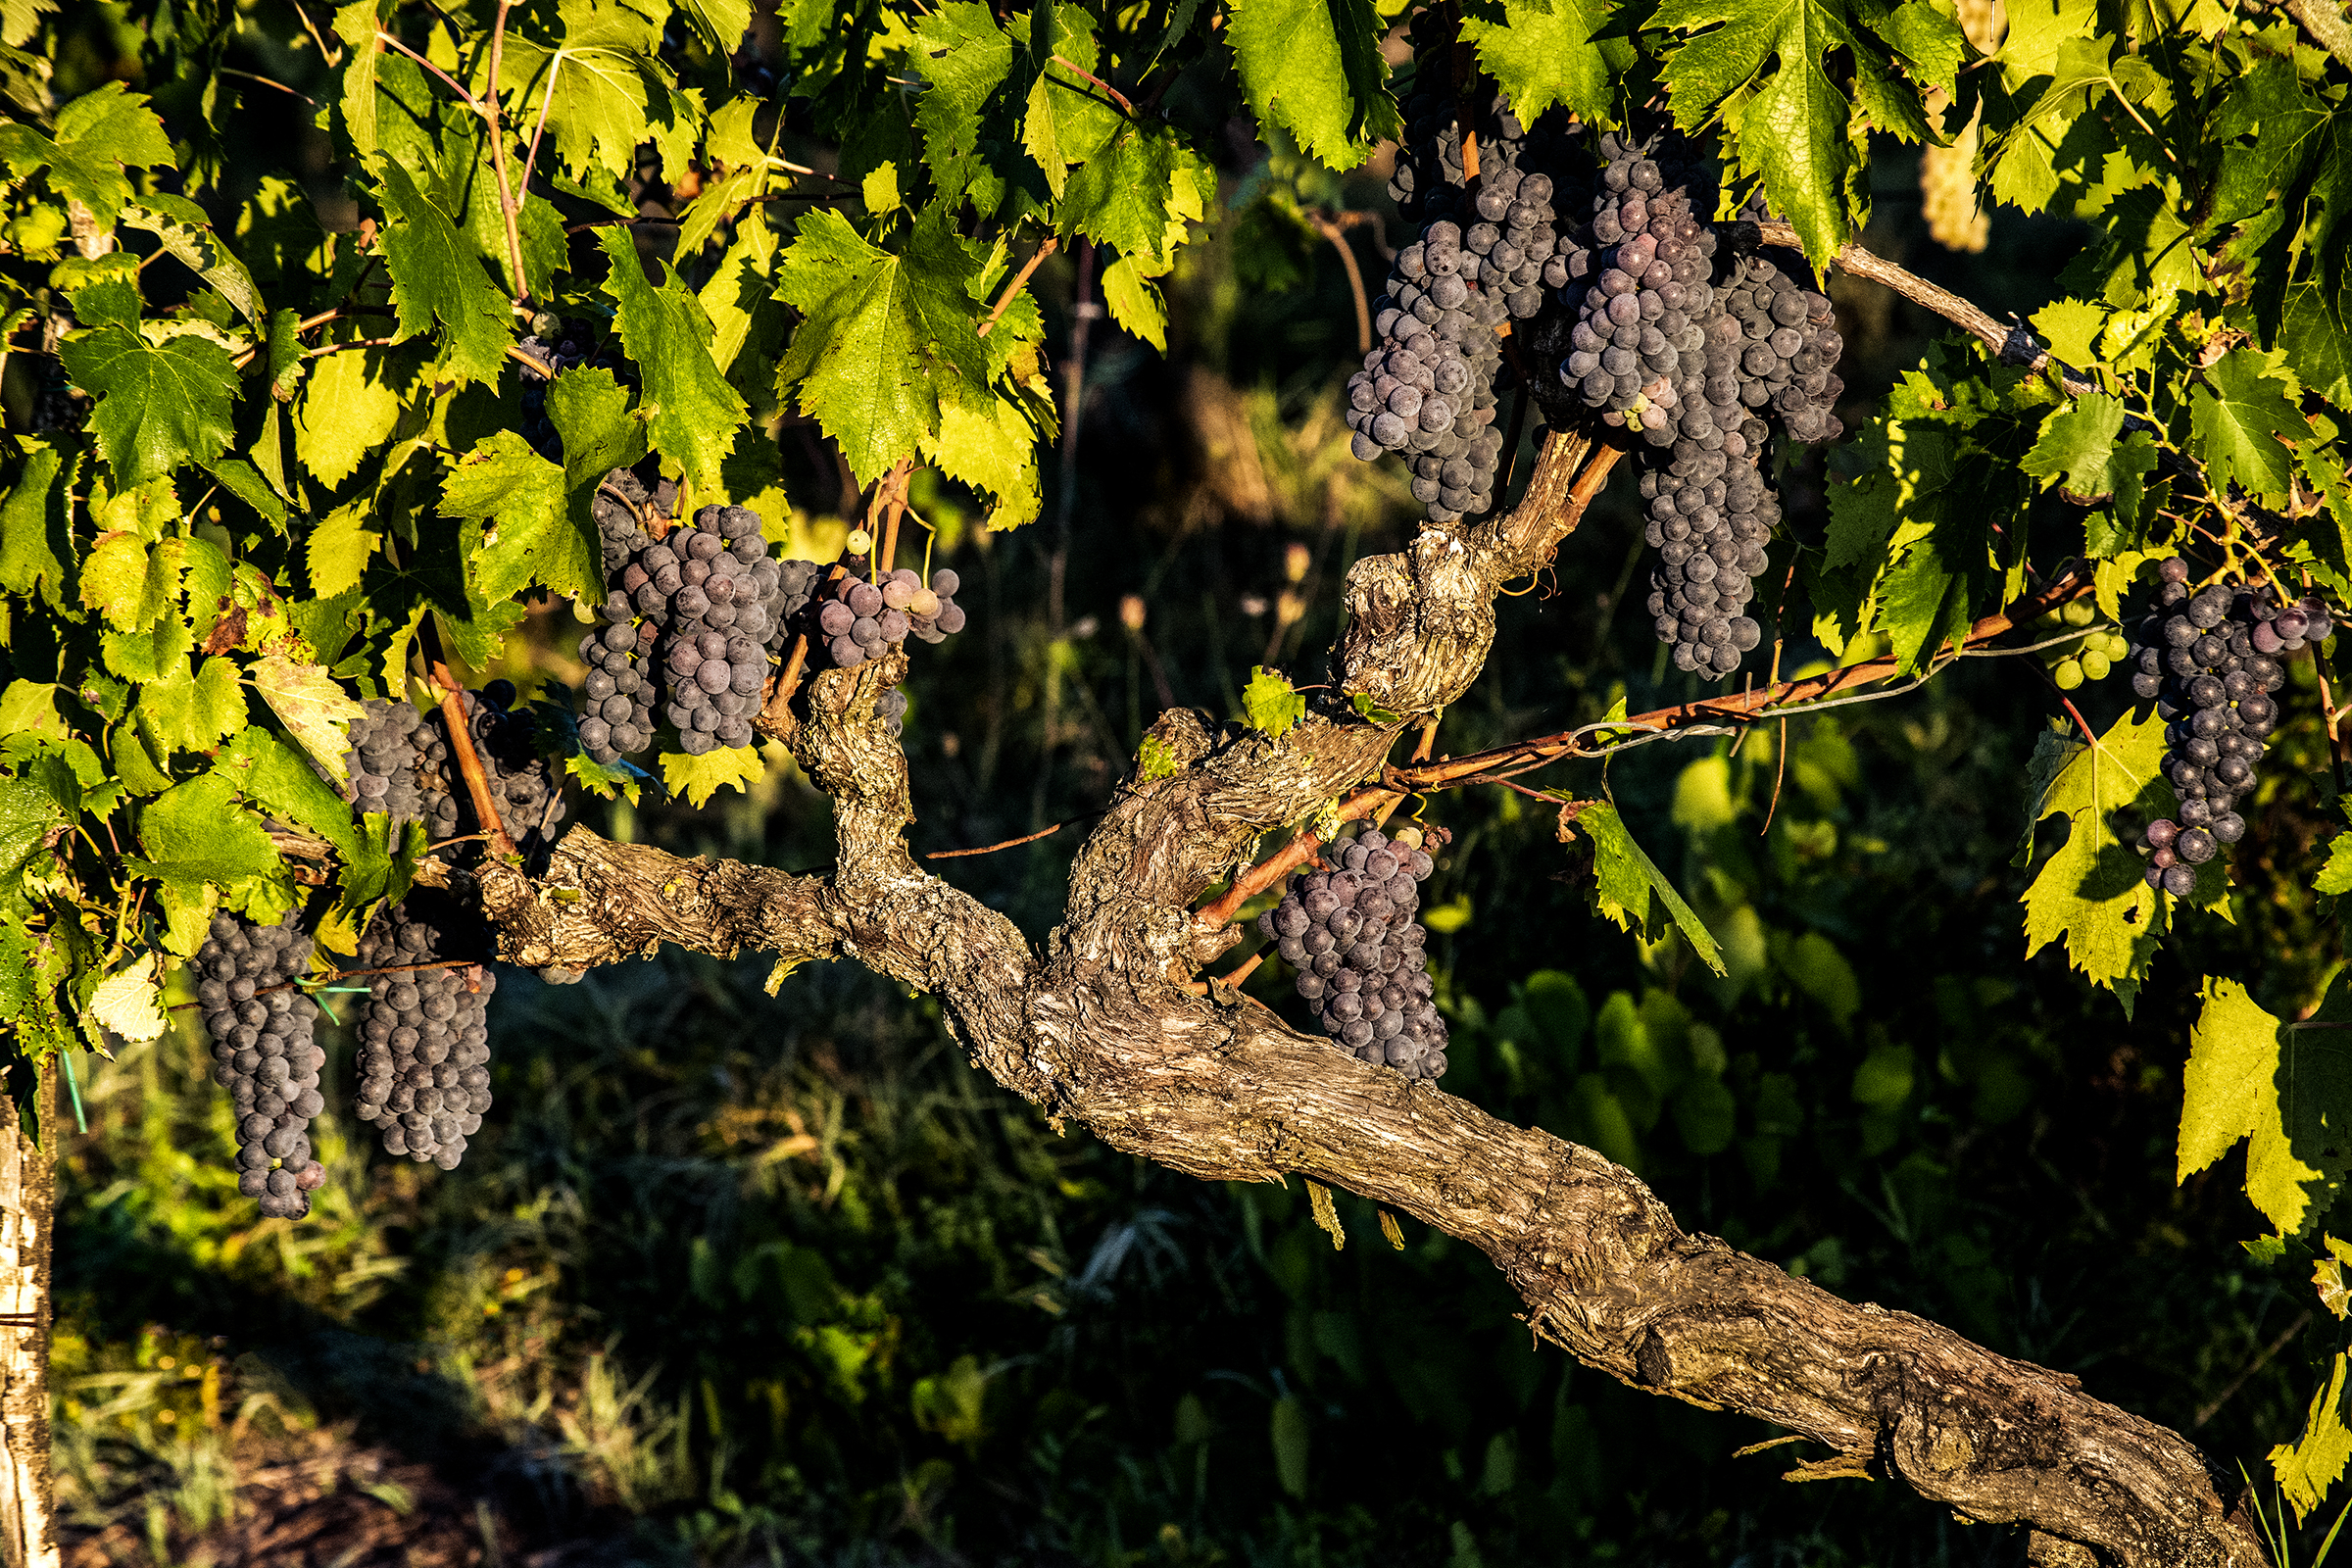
2081, 651, 2111, 680
2102, 631, 2132, 660
2054, 659, 2086, 690
2062, 598, 2096, 627
845, 527, 873, 555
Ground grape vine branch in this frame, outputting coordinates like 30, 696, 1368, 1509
447, 422, 2262, 1566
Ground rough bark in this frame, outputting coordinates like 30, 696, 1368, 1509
471, 433, 2265, 1568
0, 1071, 56, 1568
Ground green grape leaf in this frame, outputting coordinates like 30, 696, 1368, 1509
1099, 254, 1167, 351
1226, 0, 1400, 172
218, 725, 363, 858
674, 0, 752, 60
78, 532, 177, 632
2275, 1354, 2352, 1523
60, 253, 141, 329
548, 365, 649, 484
2281, 273, 2352, 411
121, 201, 263, 324
0, 81, 176, 228
247, 651, 365, 786
1241, 665, 1304, 737
335, 811, 425, 918
2019, 392, 2157, 526
333, 0, 382, 158
500, 0, 692, 181
1458, 0, 1618, 126
598, 228, 749, 493
0, 440, 78, 609
294, 341, 407, 489
1021, 8, 1121, 200
1876, 0, 1964, 94
0, 771, 70, 899
132, 770, 284, 891
2019, 706, 2170, 1007
371, 154, 514, 389
2190, 349, 2311, 509
566, 747, 653, 805
440, 427, 594, 604
203, 459, 288, 532
660, 744, 764, 808
921, 391, 1045, 529
132, 655, 247, 757
1575, 800, 1728, 977
57, 326, 239, 489
2180, 976, 2352, 1238
913, 2, 1023, 216
775, 204, 992, 484
1057, 121, 1214, 269
307, 500, 384, 599
2210, 54, 2330, 230
85, 953, 168, 1045
1651, 0, 1909, 264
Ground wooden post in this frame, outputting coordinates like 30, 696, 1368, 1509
0, 1065, 57, 1568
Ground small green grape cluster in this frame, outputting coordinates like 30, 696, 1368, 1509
2036, 599, 2132, 691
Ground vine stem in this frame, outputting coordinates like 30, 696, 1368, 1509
1308, 214, 1371, 355
1751, 220, 2094, 397
415, 620, 518, 859
1048, 55, 1133, 116
977, 237, 1057, 339
376, 18, 528, 302
924, 815, 1102, 860
1387, 566, 2099, 795
484, 0, 530, 303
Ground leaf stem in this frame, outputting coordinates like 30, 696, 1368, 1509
1047, 55, 1134, 116
521, 52, 562, 203
484, 0, 531, 303
375, 30, 483, 115
977, 237, 1057, 339
1385, 567, 2102, 793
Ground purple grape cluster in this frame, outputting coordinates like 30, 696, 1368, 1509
644, 507, 781, 757
353, 892, 497, 1170
1348, 37, 1583, 526
582, 484, 783, 759
1259, 824, 1452, 1080
1554, 133, 1719, 444
416, 685, 566, 846
1717, 236, 1845, 446
193, 912, 328, 1219
340, 699, 429, 820
1640, 431, 1775, 675
795, 565, 968, 670
2132, 559, 2321, 893
334, 687, 564, 850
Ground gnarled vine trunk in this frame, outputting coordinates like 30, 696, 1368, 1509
463, 433, 2272, 1568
